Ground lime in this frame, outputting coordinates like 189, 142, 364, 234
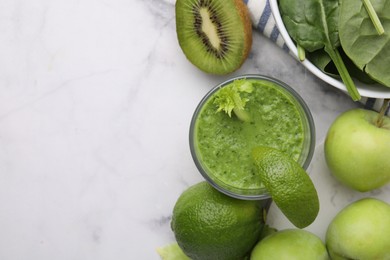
156, 242, 190, 260
250, 229, 329, 260
252, 146, 319, 228
171, 181, 264, 260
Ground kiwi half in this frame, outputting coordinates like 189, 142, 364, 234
175, 0, 252, 75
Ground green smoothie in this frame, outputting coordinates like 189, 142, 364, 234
191, 76, 313, 195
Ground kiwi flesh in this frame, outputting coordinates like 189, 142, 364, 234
175, 0, 252, 75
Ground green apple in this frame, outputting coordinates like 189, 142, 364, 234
250, 229, 329, 260
324, 108, 390, 191
326, 198, 390, 260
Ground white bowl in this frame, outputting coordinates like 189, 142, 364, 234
269, 0, 390, 99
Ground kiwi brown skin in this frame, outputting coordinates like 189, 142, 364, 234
234, 0, 253, 62
175, 0, 252, 75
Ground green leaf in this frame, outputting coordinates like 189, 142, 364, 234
309, 48, 377, 84
213, 79, 253, 122
339, 0, 390, 87
279, 0, 361, 100
279, 0, 340, 51
307, 49, 333, 74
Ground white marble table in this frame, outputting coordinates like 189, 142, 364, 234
0, 0, 380, 259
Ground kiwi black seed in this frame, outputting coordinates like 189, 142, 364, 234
175, 0, 252, 75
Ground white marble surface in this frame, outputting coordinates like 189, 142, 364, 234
0, 0, 368, 259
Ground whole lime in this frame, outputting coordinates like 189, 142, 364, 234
250, 229, 329, 260
171, 181, 264, 260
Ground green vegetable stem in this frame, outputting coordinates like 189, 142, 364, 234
325, 46, 361, 101
214, 79, 253, 122
297, 45, 306, 61
362, 0, 385, 35
376, 99, 390, 127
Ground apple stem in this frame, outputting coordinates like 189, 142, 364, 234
376, 99, 390, 128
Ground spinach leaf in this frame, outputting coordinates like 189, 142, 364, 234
339, 0, 390, 87
308, 48, 377, 84
279, 0, 361, 100
307, 49, 332, 74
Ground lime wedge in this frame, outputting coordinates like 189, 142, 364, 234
252, 146, 319, 228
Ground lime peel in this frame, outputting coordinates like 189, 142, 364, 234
171, 181, 264, 260
156, 242, 190, 260
252, 146, 319, 228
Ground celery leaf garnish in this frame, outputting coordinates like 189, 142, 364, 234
214, 79, 253, 122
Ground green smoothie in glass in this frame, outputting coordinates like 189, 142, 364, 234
190, 75, 315, 200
